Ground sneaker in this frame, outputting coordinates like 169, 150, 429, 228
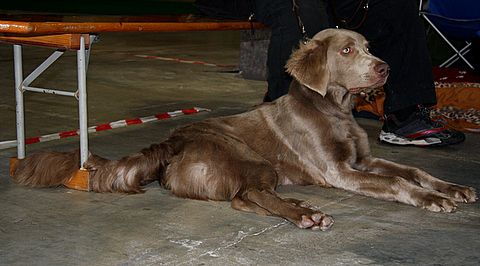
379, 107, 465, 146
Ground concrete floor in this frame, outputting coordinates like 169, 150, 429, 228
0, 31, 479, 266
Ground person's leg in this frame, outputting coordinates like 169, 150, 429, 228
255, 0, 329, 101
299, 0, 330, 39
333, 0, 464, 146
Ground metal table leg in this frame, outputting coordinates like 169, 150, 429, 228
13, 44, 25, 159
77, 35, 89, 167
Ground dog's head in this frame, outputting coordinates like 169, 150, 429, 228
286, 28, 389, 97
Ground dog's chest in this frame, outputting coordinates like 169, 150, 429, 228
269, 115, 366, 185
332, 118, 369, 165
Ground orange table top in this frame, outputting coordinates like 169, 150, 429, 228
0, 14, 265, 36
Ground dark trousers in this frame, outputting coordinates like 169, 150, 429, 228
254, 0, 436, 114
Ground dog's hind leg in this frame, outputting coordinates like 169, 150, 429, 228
231, 195, 272, 216
163, 134, 334, 230
231, 194, 323, 218
242, 186, 334, 231
235, 165, 333, 230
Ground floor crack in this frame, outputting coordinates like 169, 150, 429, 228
171, 220, 288, 265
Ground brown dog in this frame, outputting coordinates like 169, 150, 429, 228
13, 29, 477, 230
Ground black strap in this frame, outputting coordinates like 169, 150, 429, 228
292, 0, 310, 44
330, 0, 369, 30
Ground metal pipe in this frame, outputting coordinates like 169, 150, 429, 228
418, 0, 424, 14
23, 86, 77, 97
84, 35, 97, 73
77, 35, 89, 167
422, 14, 475, 70
23, 50, 64, 87
13, 44, 25, 159
441, 43, 471, 68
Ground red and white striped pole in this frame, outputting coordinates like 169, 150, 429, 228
0, 107, 209, 150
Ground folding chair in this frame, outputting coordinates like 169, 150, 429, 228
419, 0, 480, 70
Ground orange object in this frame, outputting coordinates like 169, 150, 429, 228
10, 157, 91, 191
64, 169, 90, 191
0, 14, 265, 36
0, 34, 90, 50
9, 157, 19, 177
354, 83, 480, 132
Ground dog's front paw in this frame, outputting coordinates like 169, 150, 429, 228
418, 193, 458, 213
441, 184, 477, 203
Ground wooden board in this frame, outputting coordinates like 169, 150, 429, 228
0, 14, 265, 36
0, 34, 90, 50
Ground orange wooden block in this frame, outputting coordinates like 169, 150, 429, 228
64, 169, 90, 191
9, 157, 19, 177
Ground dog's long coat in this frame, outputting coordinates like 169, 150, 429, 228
13, 29, 477, 230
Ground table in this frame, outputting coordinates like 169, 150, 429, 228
0, 14, 264, 190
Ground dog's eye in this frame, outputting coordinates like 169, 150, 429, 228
342, 47, 351, 54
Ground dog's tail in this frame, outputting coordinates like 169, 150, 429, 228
12, 141, 175, 193
12, 150, 81, 188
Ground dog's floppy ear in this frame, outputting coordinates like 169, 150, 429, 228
286, 39, 330, 96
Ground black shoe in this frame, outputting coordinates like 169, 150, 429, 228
379, 107, 465, 146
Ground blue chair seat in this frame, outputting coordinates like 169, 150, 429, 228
420, 0, 480, 69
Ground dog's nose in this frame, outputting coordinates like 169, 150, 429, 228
374, 63, 390, 78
